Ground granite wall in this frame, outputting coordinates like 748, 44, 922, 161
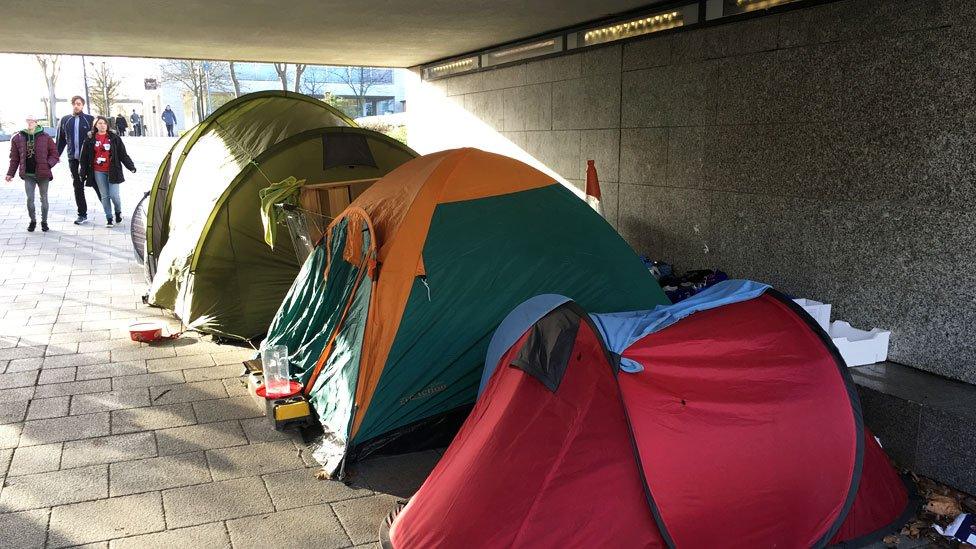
408, 0, 976, 385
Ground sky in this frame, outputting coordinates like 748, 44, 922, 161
0, 53, 164, 130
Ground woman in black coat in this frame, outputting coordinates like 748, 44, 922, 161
79, 116, 136, 227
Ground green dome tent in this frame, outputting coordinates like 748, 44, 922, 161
142, 91, 417, 340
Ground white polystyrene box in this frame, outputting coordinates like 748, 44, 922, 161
793, 298, 832, 332
829, 320, 891, 367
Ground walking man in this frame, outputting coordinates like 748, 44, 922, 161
7, 115, 59, 232
56, 95, 96, 225
161, 105, 177, 137
130, 110, 142, 137
115, 112, 128, 135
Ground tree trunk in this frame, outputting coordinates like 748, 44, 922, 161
293, 64, 306, 93
229, 61, 242, 98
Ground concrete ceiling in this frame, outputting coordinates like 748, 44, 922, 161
3, 1, 663, 67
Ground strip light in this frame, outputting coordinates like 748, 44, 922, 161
582, 10, 683, 47
483, 38, 562, 67
732, 0, 799, 12
424, 56, 479, 79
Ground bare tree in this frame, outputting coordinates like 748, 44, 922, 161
35, 55, 61, 124
327, 66, 390, 116
229, 61, 242, 98
160, 60, 231, 121
89, 62, 122, 116
273, 63, 289, 91
293, 64, 307, 93
299, 73, 324, 98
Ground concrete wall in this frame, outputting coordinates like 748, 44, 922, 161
407, 0, 976, 385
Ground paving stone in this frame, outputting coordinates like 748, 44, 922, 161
70, 388, 151, 415
0, 509, 50, 549
110, 346, 177, 363
110, 451, 212, 496
145, 354, 214, 373
108, 522, 230, 549
263, 467, 372, 510
0, 464, 108, 511
61, 432, 157, 469
34, 378, 112, 399
112, 371, 184, 390
239, 417, 295, 444
0, 400, 28, 425
4, 357, 43, 372
192, 396, 264, 424
221, 377, 249, 397
110, 402, 197, 435
8, 443, 62, 476
0, 386, 34, 403
47, 492, 166, 548
149, 380, 226, 405
37, 367, 76, 384
162, 476, 273, 528
76, 361, 147, 381
0, 448, 11, 478
0, 346, 45, 361
41, 352, 111, 370
206, 441, 306, 481
172, 338, 229, 356
155, 420, 247, 456
226, 504, 351, 549
77, 339, 137, 354
182, 364, 243, 383
0, 370, 38, 389
332, 494, 400, 545
20, 413, 110, 446
26, 396, 70, 421
0, 423, 22, 449
211, 350, 255, 365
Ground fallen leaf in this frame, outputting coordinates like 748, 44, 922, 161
882, 534, 899, 546
314, 469, 331, 481
925, 495, 962, 517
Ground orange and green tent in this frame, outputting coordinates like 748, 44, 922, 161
263, 148, 668, 473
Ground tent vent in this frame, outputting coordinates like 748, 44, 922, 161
323, 134, 377, 169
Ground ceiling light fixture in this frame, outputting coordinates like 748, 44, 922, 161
581, 9, 685, 47
482, 38, 563, 67
730, 0, 800, 13
424, 56, 479, 80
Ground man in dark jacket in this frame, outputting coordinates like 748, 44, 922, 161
161, 105, 177, 137
6, 115, 59, 232
115, 113, 128, 135
130, 110, 142, 136
57, 95, 97, 224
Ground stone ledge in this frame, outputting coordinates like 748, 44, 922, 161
852, 361, 976, 495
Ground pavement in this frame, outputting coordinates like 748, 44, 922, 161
0, 137, 437, 548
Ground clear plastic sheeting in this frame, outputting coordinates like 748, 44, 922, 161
282, 208, 315, 265
311, 429, 349, 477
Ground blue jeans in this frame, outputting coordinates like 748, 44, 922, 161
93, 171, 121, 219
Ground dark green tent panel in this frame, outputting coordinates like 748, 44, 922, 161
143, 92, 415, 340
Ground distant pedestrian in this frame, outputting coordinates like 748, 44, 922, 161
79, 116, 136, 228
56, 95, 97, 224
6, 115, 59, 232
130, 110, 142, 136
161, 105, 177, 137
115, 113, 128, 135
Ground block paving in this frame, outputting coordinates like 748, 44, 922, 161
1, 138, 437, 548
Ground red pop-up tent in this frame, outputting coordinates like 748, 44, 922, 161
383, 282, 914, 548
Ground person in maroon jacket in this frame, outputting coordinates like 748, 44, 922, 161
6, 115, 59, 232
